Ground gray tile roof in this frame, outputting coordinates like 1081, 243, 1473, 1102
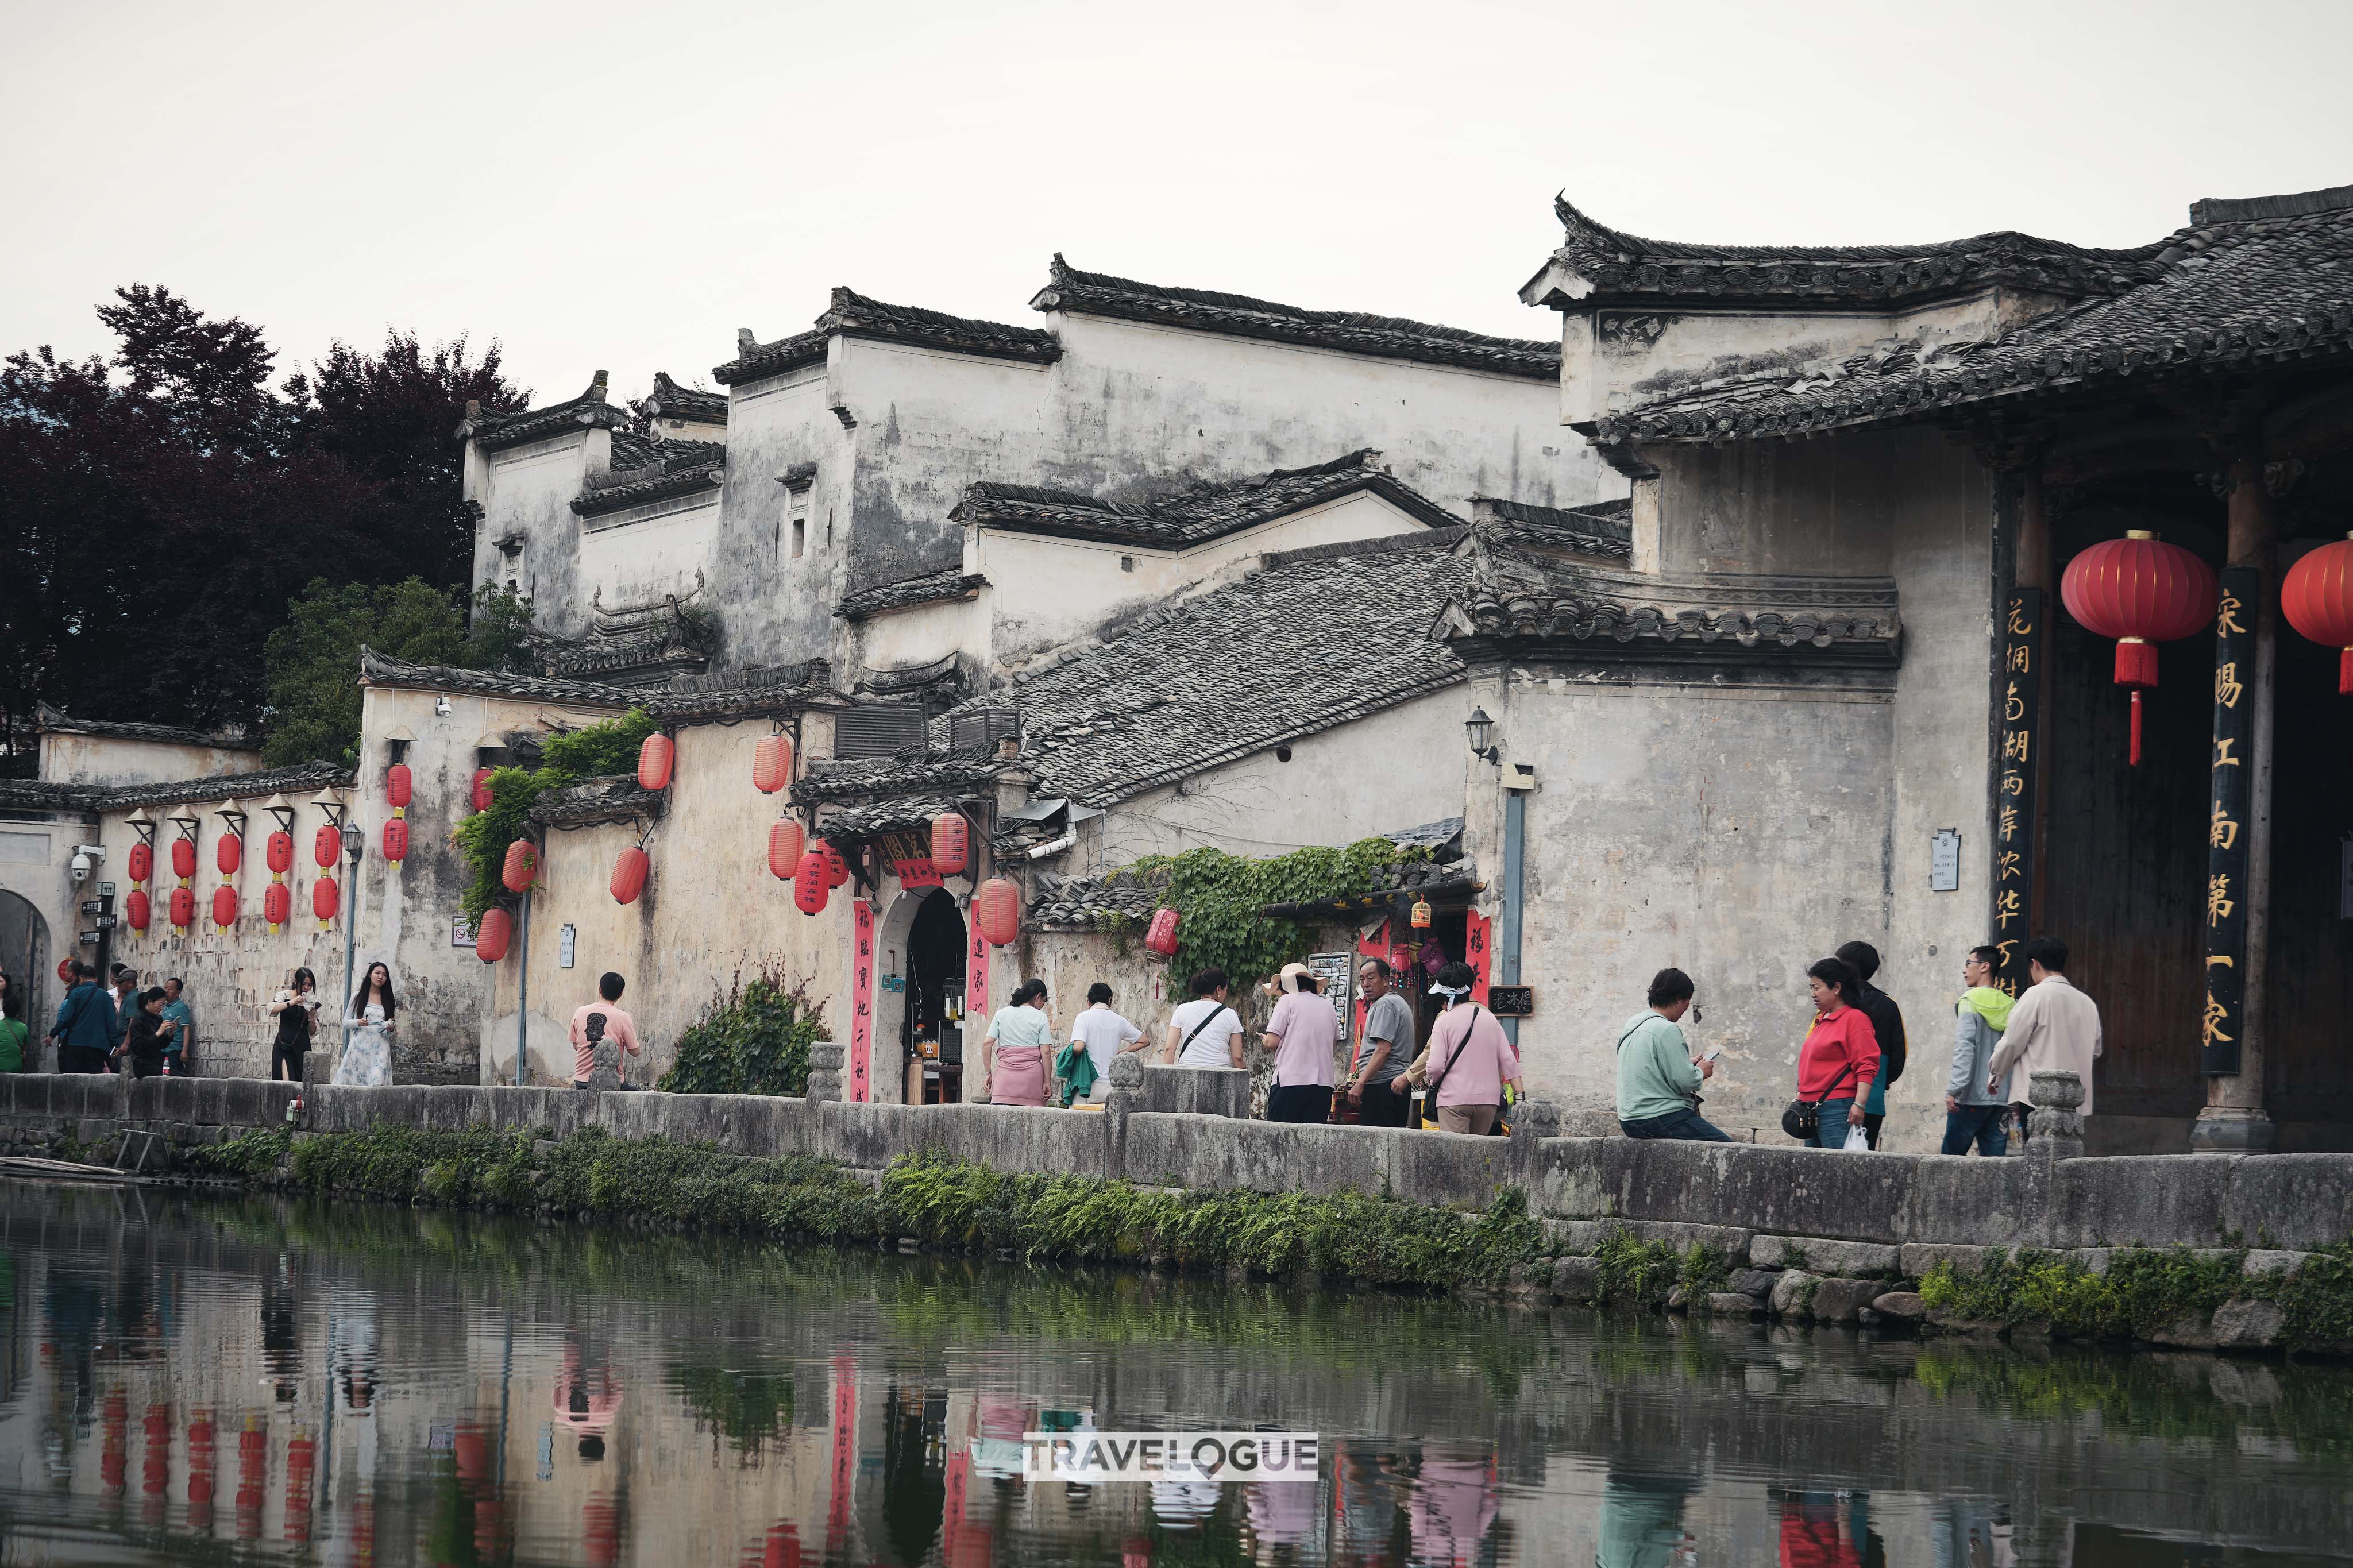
1533, 194, 2166, 308
0, 761, 356, 816
960, 530, 1474, 807
835, 569, 989, 622
458, 372, 625, 451
951, 450, 1460, 549
1591, 191, 2353, 444
530, 774, 664, 828
792, 751, 1005, 805
816, 795, 961, 843
357, 648, 847, 721
1470, 496, 1632, 559
1028, 867, 1171, 932
573, 439, 726, 518
639, 372, 727, 426
1033, 255, 1560, 381
34, 704, 259, 752
714, 288, 1062, 385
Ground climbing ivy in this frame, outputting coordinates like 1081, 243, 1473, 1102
1116, 838, 1417, 986
451, 707, 655, 920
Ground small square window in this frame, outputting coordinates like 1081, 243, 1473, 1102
1120, 555, 1135, 573
791, 515, 807, 560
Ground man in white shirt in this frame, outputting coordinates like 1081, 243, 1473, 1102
1069, 983, 1145, 1103
1987, 936, 2103, 1117
1163, 968, 1245, 1069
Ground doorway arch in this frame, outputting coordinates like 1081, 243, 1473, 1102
874, 887, 967, 1103
0, 888, 52, 1044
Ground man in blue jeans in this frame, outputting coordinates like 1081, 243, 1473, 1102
1615, 967, 1730, 1141
1944, 944, 2014, 1155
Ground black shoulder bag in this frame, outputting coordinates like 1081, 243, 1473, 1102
1780, 1061, 1859, 1142
1175, 1005, 1235, 1062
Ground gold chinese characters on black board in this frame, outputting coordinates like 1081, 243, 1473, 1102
1993, 587, 2042, 998
2201, 567, 2255, 1076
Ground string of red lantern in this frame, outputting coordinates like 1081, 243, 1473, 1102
638, 733, 674, 792
475, 906, 512, 963
611, 845, 649, 905
2059, 530, 2217, 765
754, 733, 794, 794
975, 878, 1021, 946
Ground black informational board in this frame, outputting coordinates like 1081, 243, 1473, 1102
1487, 986, 1534, 1017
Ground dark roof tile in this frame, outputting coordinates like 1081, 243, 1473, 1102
35, 704, 259, 752
835, 569, 989, 622
459, 372, 625, 450
951, 450, 1459, 549
715, 287, 1061, 385
638, 372, 727, 426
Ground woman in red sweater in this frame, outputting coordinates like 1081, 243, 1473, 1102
1796, 957, 1880, 1148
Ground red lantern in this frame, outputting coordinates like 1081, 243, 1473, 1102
975, 878, 1021, 947
127, 841, 153, 883
768, 818, 805, 880
637, 733, 674, 792
2060, 529, 2217, 765
793, 852, 830, 914
211, 885, 240, 930
753, 733, 794, 794
171, 838, 196, 880
2283, 531, 2353, 696
611, 845, 649, 905
169, 886, 195, 929
126, 889, 151, 932
263, 883, 292, 929
929, 812, 969, 876
475, 906, 512, 963
386, 763, 412, 809
381, 818, 409, 863
216, 833, 241, 875
501, 839, 537, 893
265, 830, 294, 874
470, 767, 496, 813
57, 957, 75, 983
314, 824, 340, 868
1144, 907, 1180, 957
815, 838, 850, 889
313, 876, 340, 924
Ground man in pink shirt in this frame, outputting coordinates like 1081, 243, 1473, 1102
570, 972, 642, 1090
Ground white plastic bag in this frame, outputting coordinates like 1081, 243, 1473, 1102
1843, 1122, 1870, 1152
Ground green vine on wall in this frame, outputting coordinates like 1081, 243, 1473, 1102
1112, 838, 1419, 986
451, 707, 656, 921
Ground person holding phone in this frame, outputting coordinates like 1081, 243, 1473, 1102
268, 968, 321, 1083
1615, 967, 1730, 1141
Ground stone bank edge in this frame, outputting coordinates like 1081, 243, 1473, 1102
4, 1071, 2351, 1355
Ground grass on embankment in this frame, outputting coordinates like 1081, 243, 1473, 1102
1918, 1243, 2353, 1350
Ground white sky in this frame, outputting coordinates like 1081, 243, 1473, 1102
6, 0, 2350, 407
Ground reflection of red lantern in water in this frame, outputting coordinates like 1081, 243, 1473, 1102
142, 1403, 170, 1497
236, 1422, 266, 1534
284, 1430, 315, 1544
187, 1414, 217, 1524
101, 1389, 128, 1493
761, 1521, 805, 1568
584, 1492, 621, 1568
2059, 529, 2217, 765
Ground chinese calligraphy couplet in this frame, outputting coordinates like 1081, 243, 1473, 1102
850, 898, 875, 1102
2202, 567, 2258, 1075
1993, 588, 2043, 999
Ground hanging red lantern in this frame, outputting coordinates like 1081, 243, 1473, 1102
211, 885, 240, 930
1144, 907, 1181, 957
929, 812, 969, 876
611, 845, 649, 905
2283, 530, 2353, 695
753, 733, 794, 794
475, 906, 512, 963
127, 841, 153, 883
1411, 899, 1433, 930
793, 852, 830, 915
263, 883, 292, 930
312, 875, 340, 925
171, 838, 197, 880
470, 767, 496, 813
126, 889, 151, 933
265, 830, 294, 874
637, 733, 675, 792
314, 824, 340, 868
975, 878, 1022, 947
816, 838, 850, 888
501, 839, 538, 893
386, 763, 412, 809
2060, 529, 2217, 765
216, 833, 241, 875
768, 818, 805, 880
381, 818, 410, 863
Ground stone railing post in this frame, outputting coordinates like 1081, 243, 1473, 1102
2027, 1070, 2085, 1163
806, 1041, 844, 1104
1104, 1051, 1145, 1179
1510, 1098, 1560, 1191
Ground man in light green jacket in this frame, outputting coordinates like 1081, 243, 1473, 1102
1615, 968, 1728, 1142
1944, 944, 2014, 1156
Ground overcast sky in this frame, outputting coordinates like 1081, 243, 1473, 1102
7, 0, 2350, 406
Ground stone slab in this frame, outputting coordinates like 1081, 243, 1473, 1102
1809, 1279, 1881, 1325
1768, 1270, 1820, 1318
1752, 1236, 1900, 1276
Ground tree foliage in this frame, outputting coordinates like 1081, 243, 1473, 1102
657, 964, 831, 1098
0, 284, 526, 766
451, 708, 656, 921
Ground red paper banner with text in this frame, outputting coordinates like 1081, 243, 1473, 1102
850, 898, 875, 1103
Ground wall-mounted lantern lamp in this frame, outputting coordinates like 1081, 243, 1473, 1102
1465, 706, 1500, 766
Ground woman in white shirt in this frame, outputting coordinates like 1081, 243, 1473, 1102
984, 979, 1054, 1106
1163, 968, 1245, 1069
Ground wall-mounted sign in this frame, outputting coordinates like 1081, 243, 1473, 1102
451, 914, 477, 949
1930, 828, 1961, 893
1487, 986, 1535, 1018
1303, 951, 1354, 1033
559, 924, 578, 969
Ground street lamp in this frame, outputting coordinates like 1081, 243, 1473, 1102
1465, 706, 1500, 766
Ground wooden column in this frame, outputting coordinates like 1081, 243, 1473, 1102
2192, 442, 2278, 1152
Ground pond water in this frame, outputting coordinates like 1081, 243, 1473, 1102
1, 1182, 2348, 1567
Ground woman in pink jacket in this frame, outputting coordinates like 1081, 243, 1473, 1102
1415, 961, 1523, 1134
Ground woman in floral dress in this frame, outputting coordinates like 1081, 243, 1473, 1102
334, 961, 397, 1086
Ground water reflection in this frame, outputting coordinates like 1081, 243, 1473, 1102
0, 1184, 2348, 1567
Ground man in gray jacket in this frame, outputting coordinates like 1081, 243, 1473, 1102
1943, 945, 2014, 1156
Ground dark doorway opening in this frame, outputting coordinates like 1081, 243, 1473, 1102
903, 890, 967, 1104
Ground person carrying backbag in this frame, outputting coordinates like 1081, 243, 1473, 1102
49, 961, 123, 1074
1784, 956, 1880, 1148
1399, 962, 1522, 1135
